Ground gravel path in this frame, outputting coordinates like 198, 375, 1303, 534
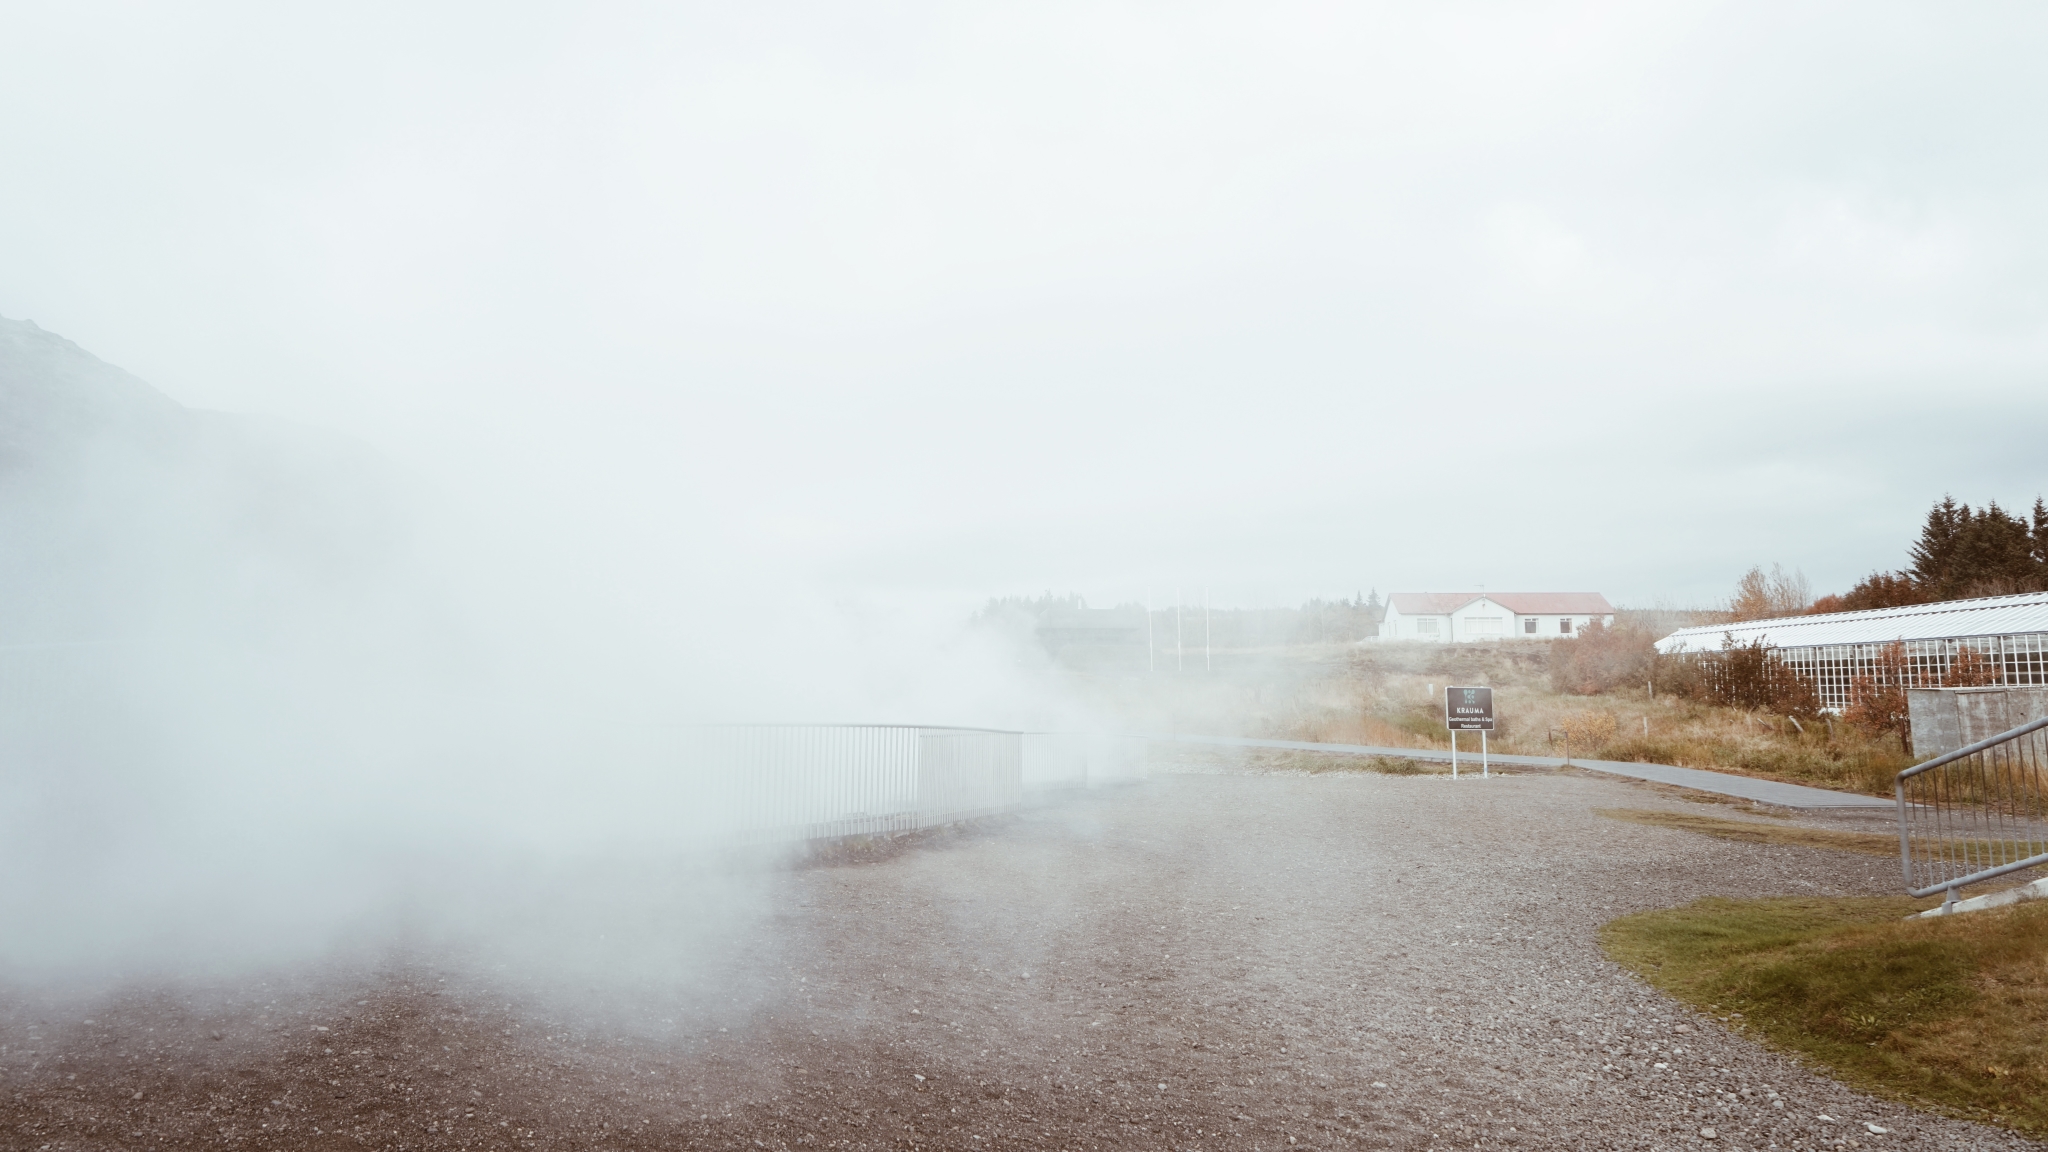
4, 770, 2036, 1151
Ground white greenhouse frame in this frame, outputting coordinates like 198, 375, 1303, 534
1655, 591, 2048, 713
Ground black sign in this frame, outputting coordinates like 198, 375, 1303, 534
1445, 685, 1495, 731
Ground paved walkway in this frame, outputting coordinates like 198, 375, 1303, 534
1153, 734, 1896, 809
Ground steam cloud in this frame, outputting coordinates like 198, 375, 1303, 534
0, 316, 1089, 990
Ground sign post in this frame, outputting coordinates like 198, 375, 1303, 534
1444, 686, 1496, 778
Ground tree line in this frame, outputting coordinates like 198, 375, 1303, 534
1812, 495, 2048, 613
1718, 495, 2047, 622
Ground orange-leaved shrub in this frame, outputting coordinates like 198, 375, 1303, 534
1944, 645, 2001, 687
1844, 639, 1912, 751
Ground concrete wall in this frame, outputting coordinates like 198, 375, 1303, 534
1907, 686, 2048, 759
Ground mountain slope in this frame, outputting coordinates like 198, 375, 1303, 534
0, 314, 408, 643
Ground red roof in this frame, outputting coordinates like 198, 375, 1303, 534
1387, 592, 1613, 616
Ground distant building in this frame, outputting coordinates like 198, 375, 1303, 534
1380, 593, 1616, 643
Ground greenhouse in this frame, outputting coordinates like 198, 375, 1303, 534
1654, 590, 2048, 713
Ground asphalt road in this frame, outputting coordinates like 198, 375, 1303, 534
1152, 734, 1896, 809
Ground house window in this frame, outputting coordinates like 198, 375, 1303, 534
1467, 617, 1503, 635
1523, 618, 1537, 634
1415, 618, 1439, 635
1560, 618, 1574, 634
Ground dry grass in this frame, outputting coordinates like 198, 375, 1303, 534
1070, 641, 1916, 798
1065, 640, 1916, 797
1574, 713, 1914, 798
1595, 807, 1901, 856
1598, 807, 2045, 875
1602, 896, 2048, 1133
1354, 685, 1914, 798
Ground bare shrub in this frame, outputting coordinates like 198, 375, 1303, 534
1653, 651, 1710, 700
1548, 621, 1657, 696
1728, 563, 1811, 621
1701, 633, 1819, 716
1559, 709, 1618, 749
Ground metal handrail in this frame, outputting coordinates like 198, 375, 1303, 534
677, 722, 1027, 734
1895, 713, 2048, 902
1897, 713, 2048, 781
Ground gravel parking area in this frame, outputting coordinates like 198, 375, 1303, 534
4, 770, 2037, 1151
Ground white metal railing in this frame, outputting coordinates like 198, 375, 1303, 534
1021, 732, 1150, 788
1896, 714, 2048, 906
674, 724, 1027, 843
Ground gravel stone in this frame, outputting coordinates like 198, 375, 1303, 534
1, 771, 2037, 1150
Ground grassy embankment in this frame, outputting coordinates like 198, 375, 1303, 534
1083, 641, 1916, 795
1603, 895, 2048, 1133
1599, 807, 2048, 1134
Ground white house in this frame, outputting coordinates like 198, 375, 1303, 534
1380, 593, 1616, 642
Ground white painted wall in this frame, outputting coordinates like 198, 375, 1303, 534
1450, 598, 1511, 640
1380, 603, 1453, 641
1512, 613, 1609, 638
1379, 600, 1614, 642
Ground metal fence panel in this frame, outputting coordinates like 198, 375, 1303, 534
677, 724, 1026, 845
916, 728, 1021, 826
1896, 714, 2048, 899
1020, 733, 1150, 787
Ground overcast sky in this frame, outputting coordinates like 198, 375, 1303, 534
4, 1, 2045, 611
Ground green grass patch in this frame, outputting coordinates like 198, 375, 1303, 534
1602, 896, 2048, 1132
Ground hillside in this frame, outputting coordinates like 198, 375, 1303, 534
0, 315, 407, 644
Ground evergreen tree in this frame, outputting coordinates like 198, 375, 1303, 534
1908, 495, 1968, 596
1903, 495, 2047, 599
1956, 500, 2038, 593
1817, 494, 2048, 610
